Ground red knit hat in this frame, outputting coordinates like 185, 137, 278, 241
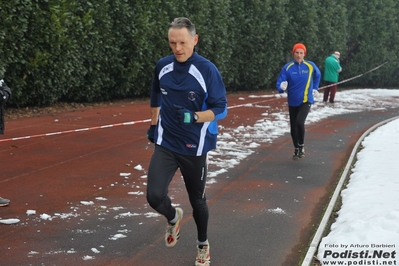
292, 43, 307, 55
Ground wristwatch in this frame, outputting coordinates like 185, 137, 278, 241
193, 113, 199, 123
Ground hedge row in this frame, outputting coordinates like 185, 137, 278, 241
0, 0, 398, 107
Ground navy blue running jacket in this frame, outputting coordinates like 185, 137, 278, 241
150, 52, 227, 156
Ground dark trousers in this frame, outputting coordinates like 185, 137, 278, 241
146, 144, 209, 242
288, 102, 311, 148
323, 82, 337, 103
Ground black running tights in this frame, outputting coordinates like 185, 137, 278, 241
288, 102, 311, 149
146, 145, 209, 242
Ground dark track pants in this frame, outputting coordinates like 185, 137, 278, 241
146, 144, 209, 242
323, 82, 337, 103
288, 102, 311, 148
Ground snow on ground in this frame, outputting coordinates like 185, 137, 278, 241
316, 117, 399, 265
1, 88, 399, 263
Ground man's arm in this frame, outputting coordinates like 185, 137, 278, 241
337, 62, 342, 73
150, 107, 160, 125
0, 79, 11, 103
276, 67, 289, 93
195, 109, 215, 123
313, 63, 322, 88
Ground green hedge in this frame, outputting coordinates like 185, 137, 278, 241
0, 0, 398, 107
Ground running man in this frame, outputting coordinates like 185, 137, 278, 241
146, 17, 227, 266
276, 43, 321, 159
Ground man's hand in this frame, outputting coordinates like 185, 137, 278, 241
313, 89, 320, 99
174, 104, 196, 125
0, 90, 8, 104
280, 81, 288, 91
147, 125, 156, 143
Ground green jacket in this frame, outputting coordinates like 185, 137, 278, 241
323, 54, 342, 82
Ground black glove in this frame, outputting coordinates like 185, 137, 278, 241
147, 125, 156, 143
173, 104, 197, 125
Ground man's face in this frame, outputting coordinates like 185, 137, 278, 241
293, 49, 305, 63
168, 27, 198, 62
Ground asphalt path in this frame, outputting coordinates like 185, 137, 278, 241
1, 92, 398, 266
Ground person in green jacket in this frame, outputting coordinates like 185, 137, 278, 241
323, 51, 342, 104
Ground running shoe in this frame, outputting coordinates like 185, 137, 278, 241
165, 207, 183, 247
293, 148, 299, 160
0, 197, 10, 207
298, 145, 305, 158
195, 244, 210, 266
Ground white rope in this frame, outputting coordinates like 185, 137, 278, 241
318, 61, 388, 90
